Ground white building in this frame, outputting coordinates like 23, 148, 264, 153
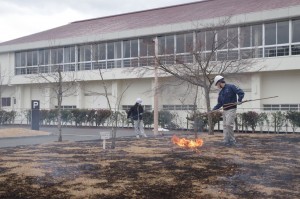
0, 0, 300, 125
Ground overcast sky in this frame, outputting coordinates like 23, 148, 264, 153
0, 0, 198, 43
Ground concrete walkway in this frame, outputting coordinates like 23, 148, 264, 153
0, 125, 178, 148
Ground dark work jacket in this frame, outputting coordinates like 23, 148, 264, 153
127, 103, 144, 120
213, 84, 245, 110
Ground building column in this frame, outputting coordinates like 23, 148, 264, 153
111, 81, 120, 111
14, 86, 23, 111
251, 73, 261, 111
76, 82, 84, 109
44, 87, 51, 109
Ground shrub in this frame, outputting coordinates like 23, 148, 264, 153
95, 109, 112, 126
242, 111, 260, 133
143, 111, 153, 128
286, 111, 300, 133
271, 111, 285, 133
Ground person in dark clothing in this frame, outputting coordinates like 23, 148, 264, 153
213, 75, 245, 146
127, 98, 147, 139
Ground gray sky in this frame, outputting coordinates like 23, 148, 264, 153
0, 0, 198, 43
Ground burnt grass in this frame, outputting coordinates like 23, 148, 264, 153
0, 134, 299, 199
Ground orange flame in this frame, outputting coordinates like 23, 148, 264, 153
171, 135, 203, 149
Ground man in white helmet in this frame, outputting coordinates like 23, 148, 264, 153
127, 98, 147, 139
212, 75, 244, 146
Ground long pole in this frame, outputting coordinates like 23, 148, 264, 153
208, 96, 279, 114
153, 37, 159, 136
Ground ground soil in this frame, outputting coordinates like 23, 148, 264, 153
0, 133, 299, 199
0, 128, 50, 138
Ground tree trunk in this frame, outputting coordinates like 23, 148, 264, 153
204, 87, 214, 135
58, 93, 62, 142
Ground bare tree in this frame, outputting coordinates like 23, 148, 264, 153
97, 68, 131, 149
152, 18, 262, 134
28, 65, 80, 141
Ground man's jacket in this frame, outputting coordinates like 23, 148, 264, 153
213, 84, 244, 110
127, 103, 144, 120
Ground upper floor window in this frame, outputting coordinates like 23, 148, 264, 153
140, 37, 155, 57
123, 39, 138, 58
292, 19, 300, 43
176, 33, 193, 53
158, 35, 174, 55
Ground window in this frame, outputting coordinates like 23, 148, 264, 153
39, 49, 50, 66
51, 48, 63, 64
206, 31, 215, 51
122, 105, 152, 112
196, 32, 205, 51
240, 26, 251, 48
252, 25, 262, 47
176, 33, 193, 53
55, 105, 77, 109
163, 104, 196, 111
264, 21, 290, 57
158, 35, 174, 55
217, 29, 227, 49
265, 23, 276, 45
277, 21, 289, 44
64, 46, 76, 63
123, 39, 139, 58
140, 37, 155, 57
292, 19, 300, 43
1, 98, 11, 107
228, 28, 238, 49
263, 104, 299, 111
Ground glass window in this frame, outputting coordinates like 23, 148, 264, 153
196, 32, 205, 51
27, 51, 33, 66
123, 40, 130, 58
228, 28, 238, 49
292, 19, 300, 43
186, 33, 193, 52
79, 45, 91, 62
265, 47, 276, 57
107, 42, 114, 59
51, 48, 63, 64
158, 36, 165, 55
206, 31, 215, 51
114, 42, 122, 59
265, 23, 276, 45
15, 52, 21, 67
131, 40, 138, 57
292, 44, 300, 55
176, 34, 184, 53
140, 37, 155, 57
277, 46, 289, 56
32, 51, 38, 66
166, 35, 174, 54
1, 97, 11, 107
21, 52, 26, 66
217, 29, 227, 49
64, 47, 75, 63
277, 21, 289, 44
240, 26, 251, 47
252, 25, 262, 46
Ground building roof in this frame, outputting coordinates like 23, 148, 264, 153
1, 0, 300, 46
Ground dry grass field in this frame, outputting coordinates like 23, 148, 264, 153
0, 132, 299, 199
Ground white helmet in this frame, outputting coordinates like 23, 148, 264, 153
213, 75, 224, 86
136, 98, 142, 104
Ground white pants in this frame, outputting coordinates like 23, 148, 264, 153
134, 120, 146, 137
223, 109, 236, 143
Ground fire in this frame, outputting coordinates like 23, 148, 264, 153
171, 135, 203, 149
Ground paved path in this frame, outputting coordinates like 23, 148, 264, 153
0, 126, 178, 148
